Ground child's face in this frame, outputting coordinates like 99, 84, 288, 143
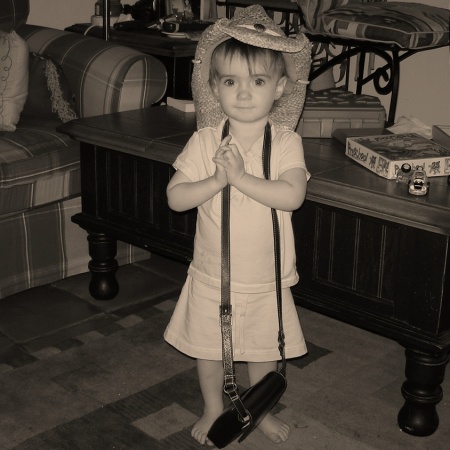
211, 54, 286, 126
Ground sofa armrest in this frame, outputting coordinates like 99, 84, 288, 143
17, 24, 167, 117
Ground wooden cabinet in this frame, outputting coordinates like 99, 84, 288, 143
294, 201, 450, 337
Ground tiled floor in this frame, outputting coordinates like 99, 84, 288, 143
0, 255, 187, 369
0, 254, 449, 449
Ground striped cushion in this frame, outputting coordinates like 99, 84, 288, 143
298, 1, 450, 49
0, 117, 80, 215
298, 0, 384, 32
0, 169, 80, 216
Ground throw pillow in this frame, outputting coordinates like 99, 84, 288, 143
319, 3, 450, 49
0, 30, 29, 131
22, 53, 77, 123
297, 0, 385, 32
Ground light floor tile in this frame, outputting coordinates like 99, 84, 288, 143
132, 402, 197, 440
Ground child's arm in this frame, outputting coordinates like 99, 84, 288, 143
214, 142, 307, 212
167, 136, 231, 212
166, 170, 223, 212
234, 167, 307, 212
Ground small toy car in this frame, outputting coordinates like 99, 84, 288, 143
408, 167, 430, 196
396, 162, 412, 183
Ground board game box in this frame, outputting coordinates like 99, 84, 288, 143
346, 133, 450, 179
433, 125, 450, 150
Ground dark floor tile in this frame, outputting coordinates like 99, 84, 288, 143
22, 313, 120, 353
11, 436, 59, 450
157, 428, 205, 450
289, 341, 332, 369
113, 292, 179, 318
107, 366, 203, 421
14, 407, 156, 450
0, 343, 37, 368
52, 362, 111, 393
96, 322, 125, 337
107, 386, 173, 421
137, 254, 188, 285
52, 261, 183, 312
0, 286, 102, 343
53, 338, 84, 352
119, 309, 172, 347
0, 331, 15, 352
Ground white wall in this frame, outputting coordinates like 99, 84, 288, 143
28, 0, 93, 29
28, 0, 450, 127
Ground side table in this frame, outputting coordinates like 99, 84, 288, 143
66, 24, 198, 100
59, 107, 197, 301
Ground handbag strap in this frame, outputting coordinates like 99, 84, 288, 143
262, 124, 287, 377
220, 120, 286, 424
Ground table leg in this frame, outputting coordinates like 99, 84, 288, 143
87, 232, 119, 300
397, 348, 448, 436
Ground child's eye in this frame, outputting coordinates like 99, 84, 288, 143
254, 79, 265, 86
224, 79, 235, 86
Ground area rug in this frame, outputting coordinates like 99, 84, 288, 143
0, 296, 331, 450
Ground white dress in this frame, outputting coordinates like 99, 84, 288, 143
164, 120, 309, 361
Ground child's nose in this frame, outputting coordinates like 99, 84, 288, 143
237, 84, 251, 100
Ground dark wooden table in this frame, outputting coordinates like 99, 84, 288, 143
59, 106, 450, 438
66, 24, 198, 100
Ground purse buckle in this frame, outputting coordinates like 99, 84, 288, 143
220, 304, 232, 316
223, 374, 237, 394
220, 305, 232, 327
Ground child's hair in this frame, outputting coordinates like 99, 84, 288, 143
209, 38, 286, 86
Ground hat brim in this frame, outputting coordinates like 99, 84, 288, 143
192, 5, 312, 131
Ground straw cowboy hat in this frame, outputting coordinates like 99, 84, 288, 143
191, 4, 312, 131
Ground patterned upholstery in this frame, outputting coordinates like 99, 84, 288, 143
0, 0, 168, 299
1, 24, 167, 215
18, 25, 167, 117
0, 197, 147, 300
298, 1, 449, 49
299, 0, 383, 32
0, 0, 29, 31
0, 117, 80, 216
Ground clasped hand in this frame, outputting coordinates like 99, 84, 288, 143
212, 135, 245, 188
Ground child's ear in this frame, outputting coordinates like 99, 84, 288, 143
275, 76, 287, 100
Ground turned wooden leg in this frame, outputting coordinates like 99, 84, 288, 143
397, 348, 448, 436
87, 232, 119, 300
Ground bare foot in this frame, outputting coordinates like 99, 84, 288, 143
258, 413, 290, 444
191, 408, 223, 446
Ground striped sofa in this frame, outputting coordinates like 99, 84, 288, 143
0, 0, 167, 299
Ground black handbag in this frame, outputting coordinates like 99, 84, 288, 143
207, 122, 287, 448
